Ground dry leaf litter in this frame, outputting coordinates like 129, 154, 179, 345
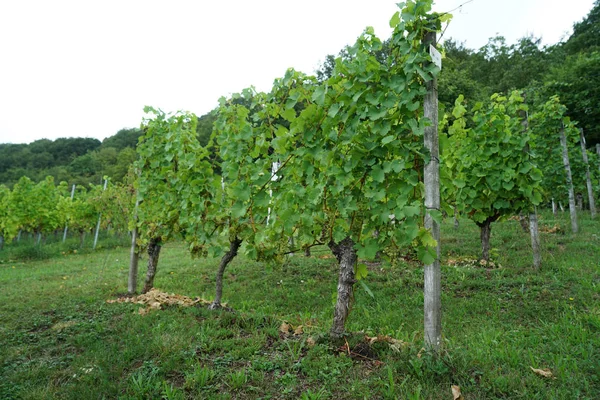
106, 288, 212, 315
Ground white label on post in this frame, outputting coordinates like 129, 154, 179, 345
429, 45, 442, 69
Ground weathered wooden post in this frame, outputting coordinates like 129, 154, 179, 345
579, 129, 596, 218
93, 178, 108, 249
62, 184, 75, 242
596, 144, 600, 175
559, 124, 578, 233
530, 207, 541, 270
128, 196, 140, 295
519, 99, 541, 269
266, 160, 281, 227
423, 31, 441, 352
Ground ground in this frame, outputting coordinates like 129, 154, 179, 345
0, 212, 598, 399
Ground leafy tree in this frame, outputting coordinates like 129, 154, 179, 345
63, 185, 98, 247
0, 185, 18, 249
258, 3, 444, 338
31, 176, 61, 242
88, 179, 133, 236
69, 153, 101, 181
100, 128, 142, 151
196, 111, 216, 147
134, 108, 199, 293
529, 96, 589, 232
437, 39, 487, 112
543, 52, 600, 146
48, 137, 102, 164
444, 92, 543, 261
9, 176, 38, 236
564, 0, 600, 55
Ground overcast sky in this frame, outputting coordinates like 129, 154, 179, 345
0, 0, 595, 145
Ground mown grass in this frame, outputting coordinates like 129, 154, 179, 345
0, 211, 598, 399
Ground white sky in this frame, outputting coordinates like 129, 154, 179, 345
0, 0, 595, 145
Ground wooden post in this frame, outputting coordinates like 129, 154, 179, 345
596, 144, 600, 175
529, 207, 541, 270
519, 102, 541, 269
579, 129, 596, 218
62, 184, 75, 242
93, 178, 108, 249
423, 31, 441, 352
266, 160, 280, 227
128, 196, 140, 295
559, 124, 578, 233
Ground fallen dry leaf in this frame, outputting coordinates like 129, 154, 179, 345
279, 322, 291, 335
294, 325, 304, 335
365, 334, 408, 352
108, 289, 215, 315
388, 338, 405, 353
452, 385, 463, 400
417, 347, 425, 359
107, 288, 212, 310
306, 337, 316, 347
530, 366, 553, 378
540, 224, 561, 234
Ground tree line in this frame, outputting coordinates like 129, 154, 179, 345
2, 2, 599, 189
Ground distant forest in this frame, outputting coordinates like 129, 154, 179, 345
1, 0, 599, 188
0, 113, 215, 188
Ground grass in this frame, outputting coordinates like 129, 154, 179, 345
0, 211, 599, 399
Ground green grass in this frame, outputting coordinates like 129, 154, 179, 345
1, 211, 599, 399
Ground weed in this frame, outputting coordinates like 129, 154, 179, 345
226, 370, 248, 391
184, 365, 216, 389
300, 387, 328, 400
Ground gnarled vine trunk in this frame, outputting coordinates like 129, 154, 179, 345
209, 237, 242, 310
476, 216, 498, 262
328, 237, 357, 339
518, 214, 529, 233
79, 230, 86, 248
453, 207, 460, 230
479, 222, 491, 262
142, 238, 162, 294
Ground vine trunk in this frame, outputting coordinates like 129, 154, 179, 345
328, 237, 357, 339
